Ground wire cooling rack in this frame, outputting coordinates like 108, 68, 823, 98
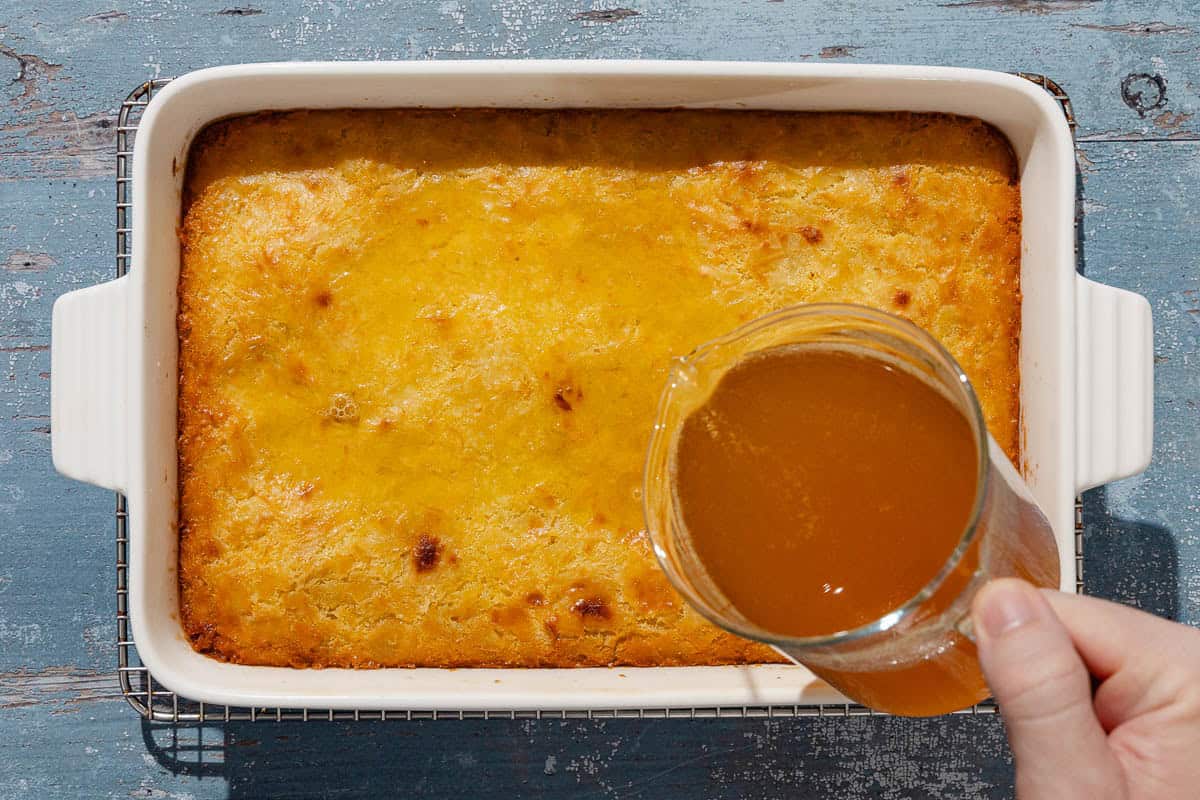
114, 74, 1083, 723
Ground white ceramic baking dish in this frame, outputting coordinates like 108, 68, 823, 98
51, 61, 1153, 711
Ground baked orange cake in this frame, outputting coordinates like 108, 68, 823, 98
178, 109, 1021, 668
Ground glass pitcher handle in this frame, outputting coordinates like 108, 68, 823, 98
956, 613, 977, 643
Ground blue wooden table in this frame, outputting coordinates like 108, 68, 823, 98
2, 2, 1197, 797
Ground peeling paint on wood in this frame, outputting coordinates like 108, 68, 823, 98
1071, 20, 1195, 35
1, 110, 116, 181
80, 11, 130, 25
0, 668, 122, 712
571, 8, 640, 23
2, 251, 57, 272
818, 45, 862, 58
0, 43, 64, 106
1153, 110, 1194, 131
2, 1, 1199, 798
941, 0, 1101, 13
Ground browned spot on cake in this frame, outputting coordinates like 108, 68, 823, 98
313, 289, 333, 308
799, 225, 823, 244
732, 161, 760, 183
295, 481, 315, 499
892, 169, 911, 187
553, 384, 582, 411
571, 597, 611, 620
489, 606, 526, 627
376, 417, 394, 431
288, 357, 310, 384
414, 534, 442, 572
544, 615, 559, 638
421, 313, 454, 335
525, 592, 546, 607
416, 217, 430, 227
629, 574, 676, 612
591, 511, 608, 527
893, 289, 911, 308
190, 622, 219, 652
532, 485, 559, 509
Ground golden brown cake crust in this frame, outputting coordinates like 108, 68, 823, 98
178, 109, 1021, 668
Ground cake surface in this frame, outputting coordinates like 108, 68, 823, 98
178, 109, 1021, 667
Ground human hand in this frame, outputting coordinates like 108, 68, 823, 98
971, 578, 1200, 799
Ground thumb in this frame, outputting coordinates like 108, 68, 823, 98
972, 579, 1123, 799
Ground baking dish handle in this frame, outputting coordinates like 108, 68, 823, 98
51, 276, 129, 493
1074, 275, 1154, 495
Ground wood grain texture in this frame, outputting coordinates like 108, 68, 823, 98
1, 0, 1198, 797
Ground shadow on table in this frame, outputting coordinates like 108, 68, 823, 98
1081, 486, 1179, 619
1075, 161, 1178, 620
140, 714, 1018, 799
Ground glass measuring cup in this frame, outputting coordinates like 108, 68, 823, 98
643, 304, 1060, 716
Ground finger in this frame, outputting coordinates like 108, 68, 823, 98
1042, 590, 1200, 729
972, 579, 1122, 798
1040, 590, 1200, 678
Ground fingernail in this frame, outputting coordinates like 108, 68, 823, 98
978, 581, 1038, 638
